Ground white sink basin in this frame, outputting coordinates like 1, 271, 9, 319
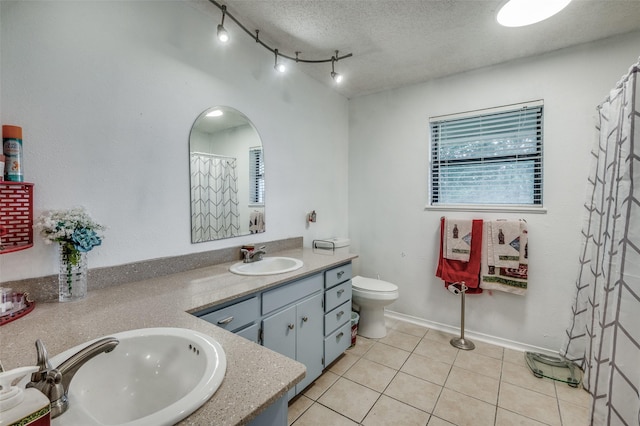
229, 256, 303, 276
49, 327, 226, 426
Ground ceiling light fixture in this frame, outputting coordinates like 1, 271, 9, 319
217, 5, 229, 42
274, 49, 286, 73
209, 0, 352, 80
497, 0, 572, 27
331, 51, 343, 84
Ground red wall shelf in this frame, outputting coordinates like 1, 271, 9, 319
0, 181, 34, 254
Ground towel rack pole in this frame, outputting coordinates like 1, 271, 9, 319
450, 283, 475, 351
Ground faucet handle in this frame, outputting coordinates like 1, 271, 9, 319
31, 339, 52, 383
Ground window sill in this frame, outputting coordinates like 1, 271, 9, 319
424, 204, 547, 214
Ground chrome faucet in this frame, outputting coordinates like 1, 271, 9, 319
27, 337, 118, 418
241, 245, 266, 263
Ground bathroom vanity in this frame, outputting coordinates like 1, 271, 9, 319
0, 247, 357, 426
195, 262, 353, 400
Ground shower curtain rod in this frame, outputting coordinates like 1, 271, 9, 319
191, 152, 237, 160
598, 55, 640, 109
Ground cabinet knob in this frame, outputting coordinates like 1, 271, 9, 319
217, 316, 234, 325
337, 271, 344, 278
288, 324, 295, 330
337, 332, 344, 339
302, 316, 309, 322
337, 289, 345, 295
337, 310, 344, 318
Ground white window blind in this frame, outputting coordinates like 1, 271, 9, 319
249, 146, 264, 204
430, 101, 543, 206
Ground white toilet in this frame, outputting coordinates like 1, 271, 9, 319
352, 276, 399, 338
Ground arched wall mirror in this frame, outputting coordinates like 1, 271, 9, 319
189, 106, 265, 243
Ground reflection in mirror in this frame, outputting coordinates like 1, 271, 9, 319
189, 106, 265, 243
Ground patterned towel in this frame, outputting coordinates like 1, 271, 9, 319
444, 219, 473, 262
481, 220, 528, 295
437, 218, 484, 294
249, 211, 265, 233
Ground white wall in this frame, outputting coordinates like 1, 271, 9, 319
0, 0, 349, 281
349, 31, 640, 351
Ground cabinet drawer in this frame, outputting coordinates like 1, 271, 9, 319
199, 296, 260, 333
262, 273, 323, 315
236, 323, 260, 343
325, 263, 352, 289
324, 321, 351, 367
324, 280, 352, 313
324, 300, 350, 335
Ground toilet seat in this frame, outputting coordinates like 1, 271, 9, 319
352, 276, 398, 293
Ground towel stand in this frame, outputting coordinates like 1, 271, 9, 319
449, 282, 475, 351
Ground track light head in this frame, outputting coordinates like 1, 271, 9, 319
217, 24, 229, 42
274, 49, 286, 73
331, 53, 343, 84
217, 5, 229, 42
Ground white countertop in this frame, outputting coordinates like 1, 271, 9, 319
0, 247, 357, 425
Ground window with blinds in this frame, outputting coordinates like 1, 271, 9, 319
249, 146, 264, 205
429, 100, 543, 206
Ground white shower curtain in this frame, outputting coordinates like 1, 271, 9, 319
190, 153, 240, 242
562, 58, 640, 425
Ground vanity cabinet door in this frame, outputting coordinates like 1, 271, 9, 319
262, 305, 296, 362
295, 292, 324, 393
262, 291, 323, 399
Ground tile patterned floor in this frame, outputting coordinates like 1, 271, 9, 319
288, 318, 590, 426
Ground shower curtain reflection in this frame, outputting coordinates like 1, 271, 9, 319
190, 153, 240, 242
561, 58, 640, 425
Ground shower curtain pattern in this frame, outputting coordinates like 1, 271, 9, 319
561, 60, 640, 425
190, 153, 240, 242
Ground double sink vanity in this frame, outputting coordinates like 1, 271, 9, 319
0, 246, 356, 425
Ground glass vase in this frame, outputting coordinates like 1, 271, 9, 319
58, 244, 88, 302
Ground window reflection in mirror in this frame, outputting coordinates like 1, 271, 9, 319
189, 106, 265, 243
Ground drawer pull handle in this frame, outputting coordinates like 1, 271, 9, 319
337, 289, 345, 295
337, 332, 344, 339
337, 310, 344, 318
302, 316, 309, 322
217, 316, 234, 325
288, 324, 295, 330
337, 271, 345, 278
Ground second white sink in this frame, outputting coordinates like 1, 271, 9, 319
49, 327, 226, 426
229, 256, 303, 275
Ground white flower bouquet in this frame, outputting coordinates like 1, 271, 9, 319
36, 207, 105, 264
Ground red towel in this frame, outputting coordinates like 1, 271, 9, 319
436, 218, 483, 294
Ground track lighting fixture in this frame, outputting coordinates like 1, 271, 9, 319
331, 52, 343, 84
217, 5, 229, 42
274, 49, 286, 73
210, 0, 352, 81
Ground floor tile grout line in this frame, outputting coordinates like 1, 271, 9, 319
493, 350, 505, 426
291, 320, 589, 426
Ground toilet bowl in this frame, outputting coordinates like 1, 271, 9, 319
351, 276, 399, 338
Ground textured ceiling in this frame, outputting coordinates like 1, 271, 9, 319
193, 0, 640, 98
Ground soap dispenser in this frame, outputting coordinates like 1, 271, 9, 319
0, 366, 51, 426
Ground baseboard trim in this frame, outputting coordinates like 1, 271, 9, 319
385, 309, 558, 356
